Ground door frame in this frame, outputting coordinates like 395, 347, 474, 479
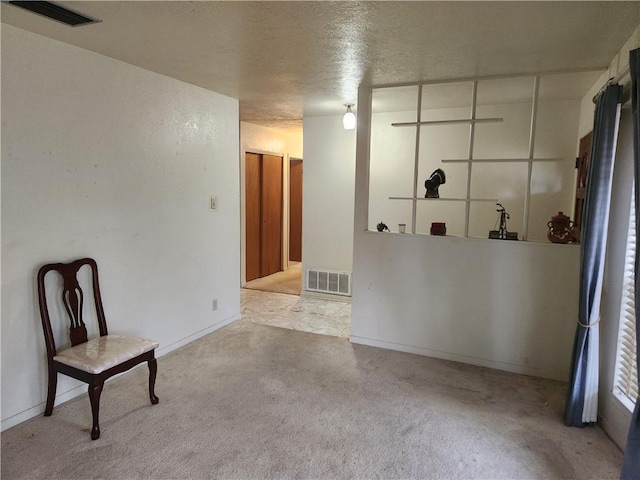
241, 149, 290, 286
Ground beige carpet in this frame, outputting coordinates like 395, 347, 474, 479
245, 262, 302, 296
1, 320, 623, 479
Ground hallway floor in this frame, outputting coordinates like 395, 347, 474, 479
245, 262, 302, 295
241, 288, 351, 338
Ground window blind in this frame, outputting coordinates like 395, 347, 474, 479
614, 192, 638, 411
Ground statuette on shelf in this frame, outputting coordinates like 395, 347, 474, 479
424, 169, 446, 198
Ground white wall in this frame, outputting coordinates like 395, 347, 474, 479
368, 101, 580, 242
351, 233, 579, 380
578, 25, 640, 139
239, 122, 302, 284
241, 123, 302, 160
1, 26, 241, 430
351, 84, 580, 381
302, 116, 357, 278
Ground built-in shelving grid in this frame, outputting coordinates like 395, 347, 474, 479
380, 75, 563, 240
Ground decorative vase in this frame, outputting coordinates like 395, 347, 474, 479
547, 211, 574, 244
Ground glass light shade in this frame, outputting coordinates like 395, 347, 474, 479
343, 106, 356, 130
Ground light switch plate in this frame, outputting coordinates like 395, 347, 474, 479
209, 195, 217, 212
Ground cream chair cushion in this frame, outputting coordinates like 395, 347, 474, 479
54, 335, 159, 374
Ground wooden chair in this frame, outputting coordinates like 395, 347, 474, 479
37, 258, 159, 440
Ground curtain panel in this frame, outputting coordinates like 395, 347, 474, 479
565, 84, 622, 427
621, 47, 640, 480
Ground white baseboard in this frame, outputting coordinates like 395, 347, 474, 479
300, 290, 352, 303
349, 335, 567, 382
155, 313, 240, 358
599, 413, 627, 451
1, 313, 241, 432
598, 397, 634, 451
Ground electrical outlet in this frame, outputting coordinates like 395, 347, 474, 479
209, 195, 217, 212
212, 299, 218, 311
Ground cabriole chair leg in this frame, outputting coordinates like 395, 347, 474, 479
88, 382, 104, 440
44, 367, 57, 416
148, 358, 159, 405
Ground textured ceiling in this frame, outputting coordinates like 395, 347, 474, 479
2, 1, 640, 132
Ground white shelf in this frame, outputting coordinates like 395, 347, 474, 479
388, 196, 498, 203
441, 157, 563, 163
391, 117, 503, 127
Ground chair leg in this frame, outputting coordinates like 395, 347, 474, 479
88, 382, 104, 440
148, 358, 159, 405
44, 366, 57, 416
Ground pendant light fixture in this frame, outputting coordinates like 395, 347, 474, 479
343, 104, 356, 130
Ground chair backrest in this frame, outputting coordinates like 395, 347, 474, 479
37, 258, 108, 359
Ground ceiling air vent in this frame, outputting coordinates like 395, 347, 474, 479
8, 1, 101, 27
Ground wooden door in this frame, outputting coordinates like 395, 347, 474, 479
245, 153, 262, 281
245, 153, 283, 281
260, 155, 283, 277
289, 159, 303, 262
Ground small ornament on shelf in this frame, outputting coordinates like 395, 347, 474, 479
424, 169, 446, 198
430, 222, 446, 236
546, 211, 575, 244
489, 203, 518, 240
376, 222, 390, 232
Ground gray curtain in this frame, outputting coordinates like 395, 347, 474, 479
621, 47, 640, 480
564, 83, 622, 427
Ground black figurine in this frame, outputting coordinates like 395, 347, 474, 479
425, 169, 446, 198
376, 222, 390, 232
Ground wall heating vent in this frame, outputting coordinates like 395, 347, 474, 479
306, 269, 351, 296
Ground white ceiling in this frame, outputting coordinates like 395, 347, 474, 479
3, 1, 640, 132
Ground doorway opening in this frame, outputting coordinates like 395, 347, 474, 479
244, 153, 303, 296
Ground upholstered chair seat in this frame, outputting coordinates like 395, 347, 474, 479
54, 335, 159, 375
